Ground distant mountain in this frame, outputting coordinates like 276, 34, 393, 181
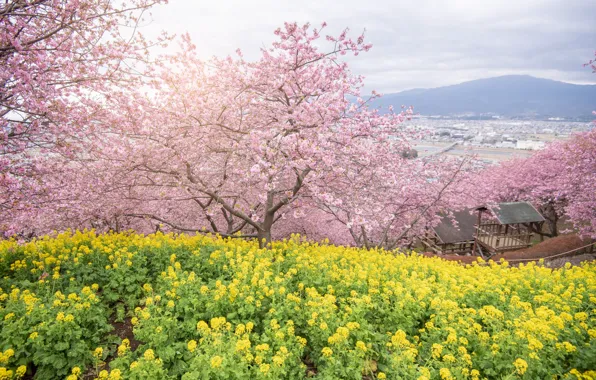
371, 75, 596, 118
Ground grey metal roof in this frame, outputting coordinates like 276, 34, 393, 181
433, 209, 477, 244
489, 202, 545, 224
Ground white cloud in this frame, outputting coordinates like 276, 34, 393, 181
140, 0, 596, 92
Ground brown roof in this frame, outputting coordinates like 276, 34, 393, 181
433, 209, 477, 244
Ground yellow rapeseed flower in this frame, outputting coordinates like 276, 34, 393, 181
259, 363, 270, 374
210, 317, 226, 330
210, 356, 223, 368
108, 369, 122, 380
15, 365, 26, 377
356, 341, 367, 352
514, 358, 528, 375
431, 343, 443, 359
143, 349, 155, 361
187, 340, 197, 352
439, 368, 452, 380
235, 339, 251, 352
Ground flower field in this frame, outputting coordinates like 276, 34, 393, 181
0, 231, 595, 380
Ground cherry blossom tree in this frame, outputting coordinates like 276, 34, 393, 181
555, 129, 596, 238
466, 151, 565, 238
5, 21, 482, 247
466, 129, 596, 240
74, 23, 432, 247
306, 151, 476, 249
1, 0, 168, 235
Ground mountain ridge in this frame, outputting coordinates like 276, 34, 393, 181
370, 75, 596, 118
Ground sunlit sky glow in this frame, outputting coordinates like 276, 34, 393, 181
141, 0, 596, 93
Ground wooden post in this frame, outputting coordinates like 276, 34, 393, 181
472, 209, 483, 257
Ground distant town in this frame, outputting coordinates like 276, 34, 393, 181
410, 116, 594, 162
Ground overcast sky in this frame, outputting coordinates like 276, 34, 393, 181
142, 0, 596, 93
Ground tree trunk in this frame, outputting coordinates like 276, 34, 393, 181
257, 209, 275, 248
257, 229, 272, 248
549, 214, 559, 237
540, 203, 559, 237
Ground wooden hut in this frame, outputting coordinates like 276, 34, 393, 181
473, 202, 545, 255
422, 210, 477, 255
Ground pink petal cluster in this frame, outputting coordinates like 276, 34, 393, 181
1, 0, 169, 235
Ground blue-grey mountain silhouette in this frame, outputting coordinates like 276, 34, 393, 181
370, 75, 596, 118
